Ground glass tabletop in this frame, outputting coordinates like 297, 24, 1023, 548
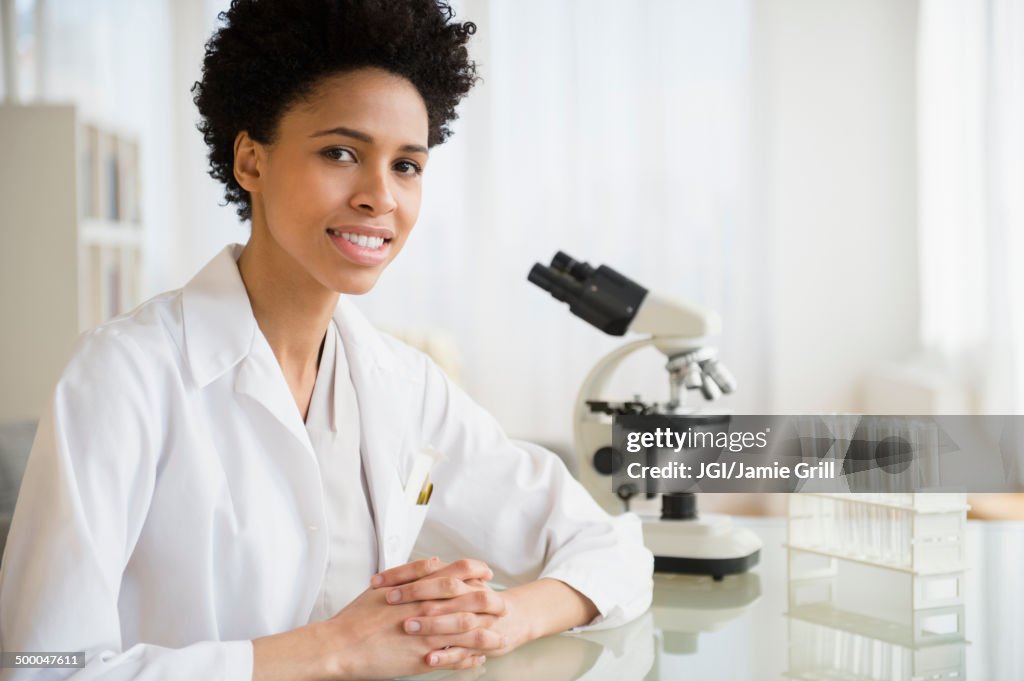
408, 518, 1024, 681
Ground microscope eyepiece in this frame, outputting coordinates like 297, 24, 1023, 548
551, 251, 596, 282
528, 252, 647, 336
527, 264, 558, 294
550, 251, 575, 273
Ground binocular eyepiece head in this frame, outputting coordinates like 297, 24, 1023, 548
528, 251, 647, 336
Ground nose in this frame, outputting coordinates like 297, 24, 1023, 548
349, 163, 398, 216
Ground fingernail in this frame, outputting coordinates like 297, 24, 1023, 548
387, 589, 401, 603
405, 619, 421, 632
370, 575, 383, 587
429, 654, 439, 666
486, 570, 494, 580
477, 655, 487, 665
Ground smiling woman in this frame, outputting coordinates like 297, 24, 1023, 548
234, 69, 429, 296
0, 2, 653, 680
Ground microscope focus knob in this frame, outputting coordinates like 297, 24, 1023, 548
592, 447, 623, 475
661, 492, 698, 520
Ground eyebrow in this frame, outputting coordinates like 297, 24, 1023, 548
310, 126, 428, 155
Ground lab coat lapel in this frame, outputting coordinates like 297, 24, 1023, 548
181, 244, 314, 456
234, 334, 315, 455
334, 299, 416, 571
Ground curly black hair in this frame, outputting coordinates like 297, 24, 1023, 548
191, 0, 478, 222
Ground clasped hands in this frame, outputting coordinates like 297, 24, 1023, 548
322, 556, 528, 677
373, 556, 523, 670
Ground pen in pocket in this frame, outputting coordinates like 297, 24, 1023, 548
416, 474, 433, 505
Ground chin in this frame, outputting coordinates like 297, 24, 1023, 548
331, 271, 382, 295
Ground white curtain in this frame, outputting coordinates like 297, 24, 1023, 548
364, 0, 763, 445
917, 0, 1024, 414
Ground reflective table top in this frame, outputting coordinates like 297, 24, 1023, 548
408, 517, 1023, 681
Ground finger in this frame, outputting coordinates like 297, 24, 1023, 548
404, 612, 498, 636
419, 590, 507, 617
374, 558, 494, 591
424, 628, 506, 652
387, 575, 472, 604
370, 556, 447, 588
425, 647, 485, 669
435, 558, 494, 584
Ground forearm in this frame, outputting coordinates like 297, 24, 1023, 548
503, 578, 600, 643
252, 622, 335, 681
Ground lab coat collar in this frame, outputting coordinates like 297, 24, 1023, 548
180, 244, 258, 388
180, 243, 400, 389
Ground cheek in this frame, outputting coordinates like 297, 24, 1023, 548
271, 160, 344, 218
293, 166, 348, 212
396, 184, 423, 230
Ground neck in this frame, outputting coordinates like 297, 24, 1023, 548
237, 230, 339, 375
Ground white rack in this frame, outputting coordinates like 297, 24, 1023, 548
785, 493, 969, 680
0, 104, 143, 421
787, 493, 968, 573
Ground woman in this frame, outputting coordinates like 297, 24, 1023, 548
0, 1, 652, 679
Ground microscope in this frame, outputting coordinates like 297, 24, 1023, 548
529, 252, 761, 579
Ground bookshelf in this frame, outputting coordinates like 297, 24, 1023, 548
0, 104, 144, 421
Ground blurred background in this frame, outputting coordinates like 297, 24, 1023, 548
1, 1, 1022, 516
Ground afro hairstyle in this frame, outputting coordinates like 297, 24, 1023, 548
191, 0, 478, 222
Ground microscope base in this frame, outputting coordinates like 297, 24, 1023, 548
641, 513, 762, 580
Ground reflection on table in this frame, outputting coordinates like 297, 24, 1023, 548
407, 518, 1024, 680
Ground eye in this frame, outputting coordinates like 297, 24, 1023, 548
322, 147, 356, 162
394, 159, 423, 176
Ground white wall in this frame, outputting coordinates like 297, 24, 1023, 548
39, 0, 178, 298
169, 0, 250, 288
149, 0, 927, 428
753, 0, 921, 413
32, 0, 246, 295
14, 0, 926, 431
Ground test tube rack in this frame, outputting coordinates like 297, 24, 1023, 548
787, 493, 968, 573
785, 493, 969, 680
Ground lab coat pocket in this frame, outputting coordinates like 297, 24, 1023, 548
398, 501, 430, 564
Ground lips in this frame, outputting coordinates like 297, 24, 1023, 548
326, 228, 392, 266
328, 229, 388, 250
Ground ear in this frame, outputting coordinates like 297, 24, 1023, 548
233, 131, 263, 193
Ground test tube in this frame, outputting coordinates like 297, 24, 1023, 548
833, 497, 843, 554
857, 503, 869, 559
812, 496, 823, 548
870, 504, 882, 562
827, 498, 839, 553
849, 501, 861, 556
888, 507, 899, 565
842, 499, 850, 555
899, 509, 911, 568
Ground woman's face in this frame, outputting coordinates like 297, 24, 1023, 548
240, 67, 430, 294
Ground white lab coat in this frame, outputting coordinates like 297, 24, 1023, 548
0, 245, 653, 681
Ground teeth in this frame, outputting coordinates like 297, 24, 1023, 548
329, 230, 387, 250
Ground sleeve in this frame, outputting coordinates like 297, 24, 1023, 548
411, 355, 653, 632
0, 329, 253, 681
